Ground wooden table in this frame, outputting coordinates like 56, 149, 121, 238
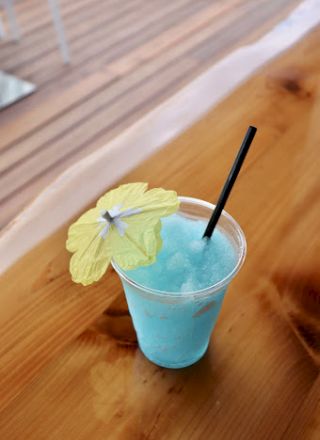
0, 25, 319, 440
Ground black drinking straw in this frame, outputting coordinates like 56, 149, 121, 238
203, 126, 257, 239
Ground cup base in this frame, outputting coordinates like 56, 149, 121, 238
139, 343, 209, 369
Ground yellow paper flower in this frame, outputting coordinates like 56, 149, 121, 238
66, 183, 179, 286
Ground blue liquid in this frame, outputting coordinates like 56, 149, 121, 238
120, 214, 237, 368
126, 214, 236, 293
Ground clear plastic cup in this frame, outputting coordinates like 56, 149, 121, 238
112, 196, 246, 369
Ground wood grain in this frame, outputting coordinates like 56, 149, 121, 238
0, 0, 301, 228
0, 22, 320, 439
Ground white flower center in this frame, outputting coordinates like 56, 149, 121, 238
97, 204, 142, 239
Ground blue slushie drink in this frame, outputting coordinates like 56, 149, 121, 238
113, 197, 246, 368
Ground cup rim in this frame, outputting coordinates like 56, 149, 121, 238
112, 196, 247, 300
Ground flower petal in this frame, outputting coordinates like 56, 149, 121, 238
121, 188, 179, 227
66, 207, 113, 285
69, 230, 112, 285
97, 182, 148, 211
111, 220, 162, 270
109, 187, 178, 269
66, 207, 101, 253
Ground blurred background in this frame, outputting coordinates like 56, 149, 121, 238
0, 0, 301, 228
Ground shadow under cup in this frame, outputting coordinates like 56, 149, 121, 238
112, 197, 246, 369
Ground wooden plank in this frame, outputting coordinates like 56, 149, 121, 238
191, 0, 301, 61
0, 70, 117, 150
0, 57, 199, 221
15, 0, 204, 82
0, 0, 252, 145
0, 22, 319, 438
0, 0, 246, 160
0, 0, 147, 68
107, 0, 246, 75
0, 0, 110, 37
0, 0, 298, 141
